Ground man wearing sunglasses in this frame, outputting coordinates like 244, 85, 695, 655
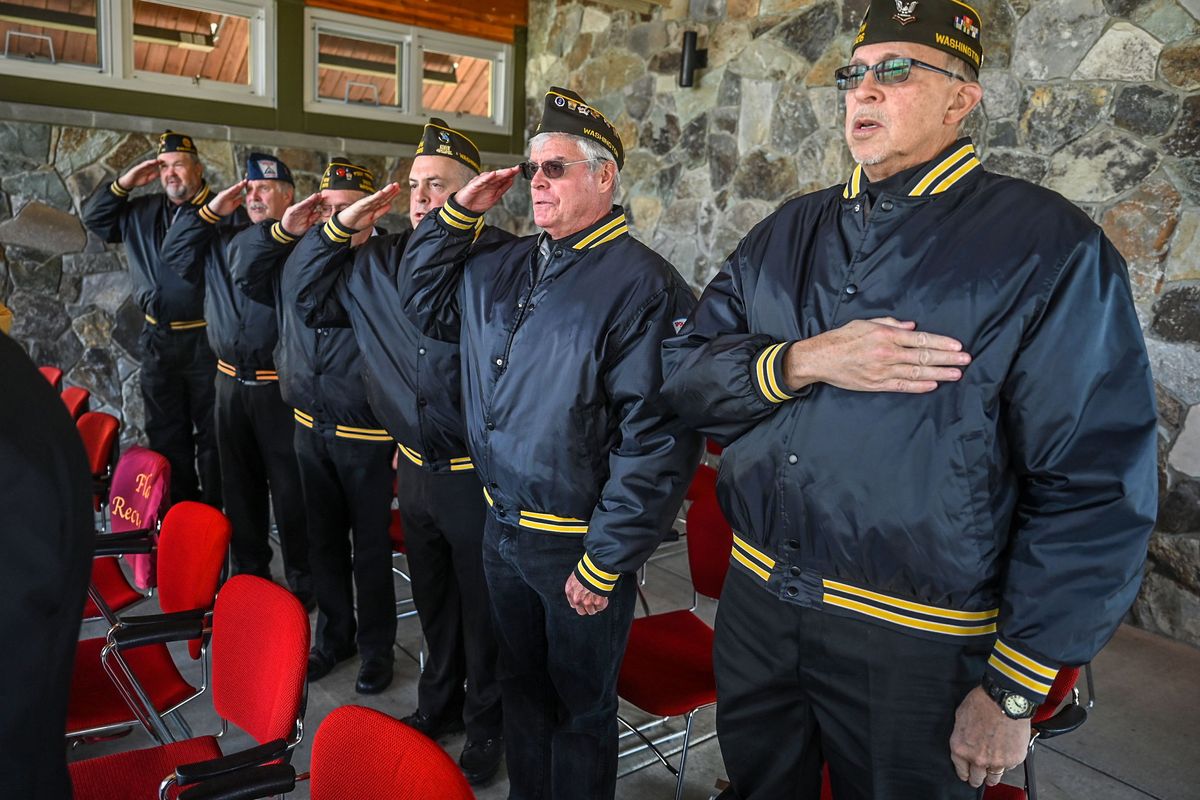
398, 87, 701, 799
288, 120, 511, 785
662, 1, 1157, 799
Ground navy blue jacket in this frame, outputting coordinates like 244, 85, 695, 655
403, 198, 702, 596
661, 140, 1158, 702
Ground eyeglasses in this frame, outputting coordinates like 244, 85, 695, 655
834, 58, 966, 90
518, 158, 598, 180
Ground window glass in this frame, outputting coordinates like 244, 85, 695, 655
0, 0, 100, 67
316, 29, 400, 107
131, 0, 250, 85
422, 50, 491, 118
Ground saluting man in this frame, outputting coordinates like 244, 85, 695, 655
82, 131, 221, 506
290, 120, 509, 784
661, 2, 1158, 798
230, 161, 397, 695
401, 88, 701, 800
159, 154, 312, 609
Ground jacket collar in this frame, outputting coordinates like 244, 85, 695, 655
187, 181, 213, 207
553, 206, 629, 252
842, 139, 981, 201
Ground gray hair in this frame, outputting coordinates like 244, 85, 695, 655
529, 132, 621, 197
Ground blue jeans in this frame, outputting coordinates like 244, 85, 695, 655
483, 515, 637, 800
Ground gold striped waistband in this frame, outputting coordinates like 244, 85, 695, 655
730, 534, 999, 639
294, 409, 392, 442
145, 314, 207, 331
397, 443, 474, 471
217, 360, 278, 382
483, 487, 588, 534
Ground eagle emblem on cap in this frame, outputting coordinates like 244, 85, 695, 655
893, 0, 918, 25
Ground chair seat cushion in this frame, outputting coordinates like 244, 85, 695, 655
84, 557, 145, 619
68, 637, 197, 734
69, 736, 221, 800
618, 610, 716, 716
983, 783, 1026, 799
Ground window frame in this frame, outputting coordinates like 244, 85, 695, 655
0, 0, 275, 107
303, 7, 511, 135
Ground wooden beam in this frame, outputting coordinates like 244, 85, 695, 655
306, 0, 525, 44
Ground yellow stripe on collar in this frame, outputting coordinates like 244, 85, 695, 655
843, 164, 864, 200
573, 215, 628, 250
910, 144, 977, 196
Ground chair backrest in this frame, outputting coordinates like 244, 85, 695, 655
76, 411, 120, 479
1034, 667, 1081, 724
311, 705, 475, 800
108, 446, 171, 534
157, 501, 232, 658
39, 365, 63, 390
61, 386, 91, 419
686, 492, 734, 600
211, 575, 310, 747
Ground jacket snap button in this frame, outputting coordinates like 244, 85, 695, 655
418, 347, 426, 355
785, 586, 799, 598
787, 454, 798, 464
495, 358, 504, 367
844, 284, 858, 296
417, 397, 427, 407
787, 539, 801, 549
853, 203, 861, 213
554, 248, 563, 257
789, 566, 802, 578
880, 200, 894, 211
486, 420, 495, 430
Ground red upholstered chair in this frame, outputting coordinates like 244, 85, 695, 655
77, 411, 121, 516
616, 491, 734, 800
161, 705, 475, 800
62, 385, 92, 419
40, 364, 63, 390
85, 448, 172, 623
389, 507, 418, 621
68, 502, 232, 745
705, 438, 723, 457
685, 463, 718, 504
69, 575, 310, 800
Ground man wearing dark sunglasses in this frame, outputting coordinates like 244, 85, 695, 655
399, 87, 702, 799
663, 2, 1157, 799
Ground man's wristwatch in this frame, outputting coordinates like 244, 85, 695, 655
982, 675, 1038, 720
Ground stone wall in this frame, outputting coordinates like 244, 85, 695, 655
524, 0, 1200, 646
0, 120, 529, 449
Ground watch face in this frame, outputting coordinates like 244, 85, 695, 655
1003, 693, 1033, 718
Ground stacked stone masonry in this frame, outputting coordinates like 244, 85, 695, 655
1, 0, 1198, 646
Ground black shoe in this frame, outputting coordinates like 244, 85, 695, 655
307, 646, 356, 681
459, 737, 503, 785
355, 655, 394, 694
400, 709, 466, 740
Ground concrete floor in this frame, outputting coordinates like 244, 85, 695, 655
69, 543, 1200, 800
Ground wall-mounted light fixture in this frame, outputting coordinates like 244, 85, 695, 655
679, 31, 707, 88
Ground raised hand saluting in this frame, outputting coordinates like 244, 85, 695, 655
335, 182, 402, 232
280, 193, 324, 238
117, 158, 162, 192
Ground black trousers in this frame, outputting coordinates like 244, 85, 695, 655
714, 568, 990, 800
483, 515, 637, 800
214, 374, 310, 596
294, 424, 395, 659
396, 459, 501, 741
139, 325, 220, 506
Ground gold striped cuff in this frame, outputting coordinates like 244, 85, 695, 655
323, 217, 355, 244
270, 222, 296, 244
753, 342, 798, 404
110, 180, 130, 198
575, 553, 619, 595
987, 639, 1058, 702
197, 205, 222, 225
439, 196, 483, 232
